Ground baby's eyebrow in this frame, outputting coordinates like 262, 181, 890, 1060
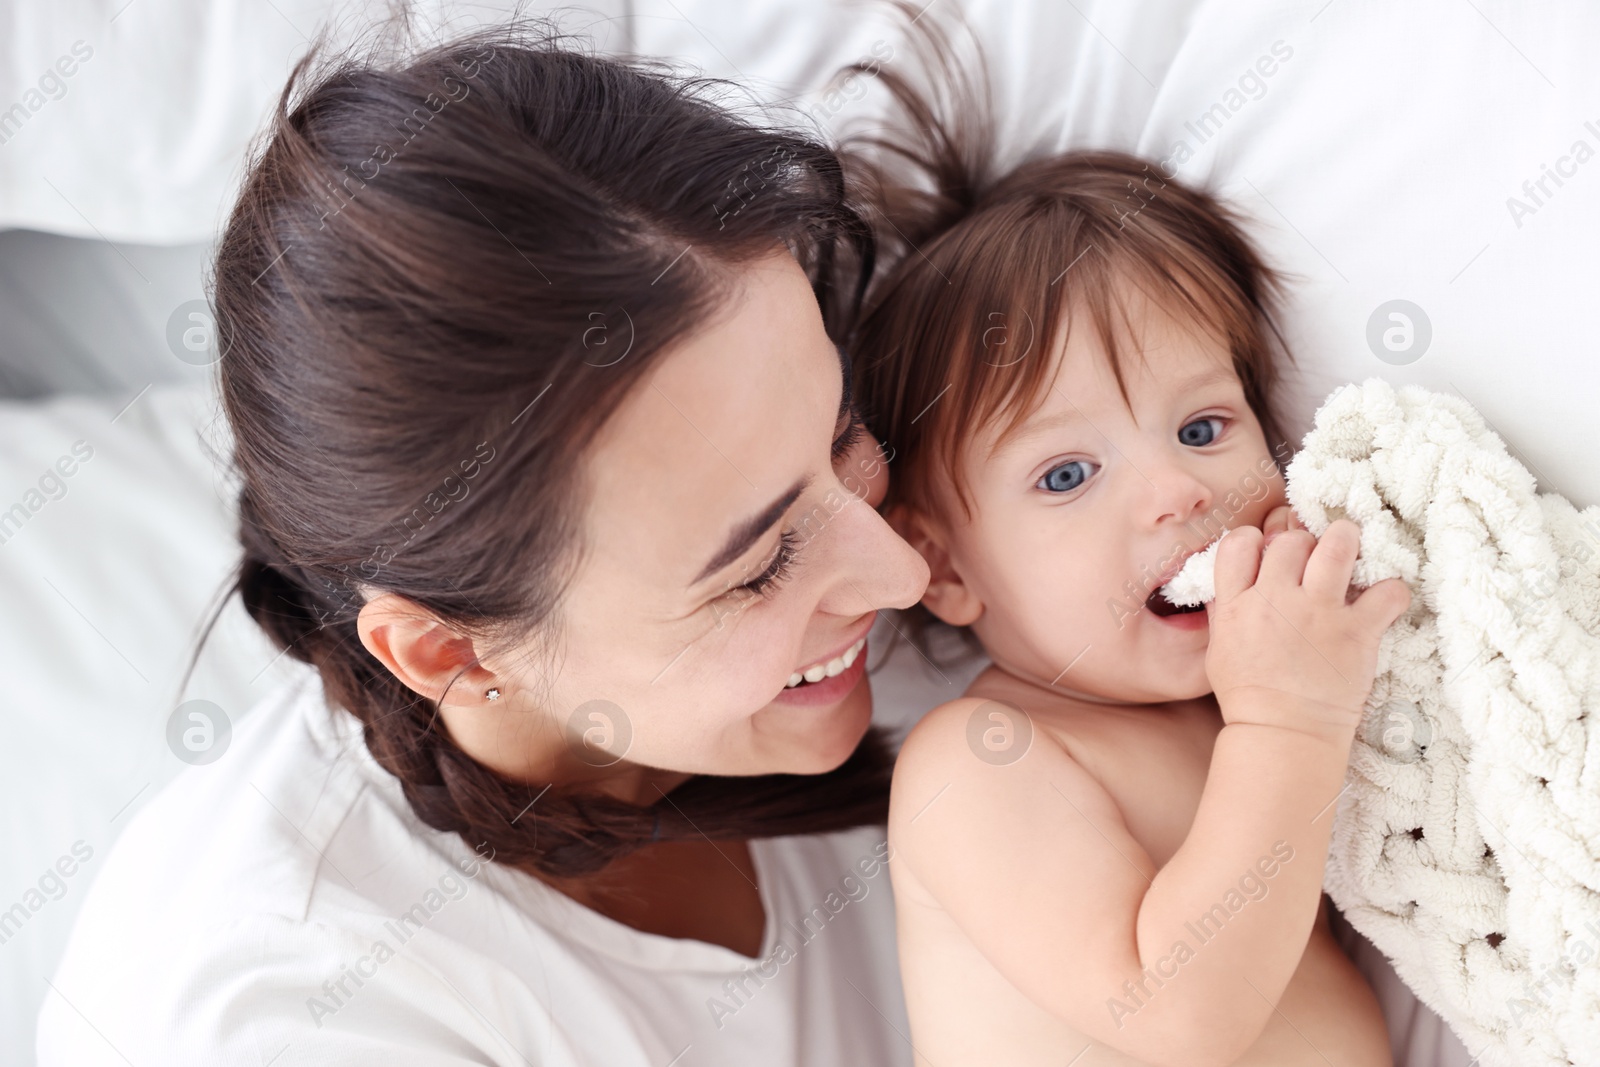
985, 406, 1093, 462
994, 368, 1238, 454
1004, 408, 1086, 445
1168, 368, 1238, 393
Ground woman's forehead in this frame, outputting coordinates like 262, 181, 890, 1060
580, 252, 841, 585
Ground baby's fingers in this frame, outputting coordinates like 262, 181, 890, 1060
1301, 520, 1361, 603
1260, 505, 1306, 547
1352, 577, 1412, 632
1212, 525, 1264, 601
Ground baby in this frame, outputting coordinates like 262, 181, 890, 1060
851, 149, 1412, 1066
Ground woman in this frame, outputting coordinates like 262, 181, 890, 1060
37, 18, 927, 1066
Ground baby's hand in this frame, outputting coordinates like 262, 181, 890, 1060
1205, 519, 1411, 743
1260, 504, 1306, 546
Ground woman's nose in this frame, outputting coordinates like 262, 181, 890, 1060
815, 487, 930, 615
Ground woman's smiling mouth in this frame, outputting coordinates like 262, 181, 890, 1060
771, 618, 876, 707
785, 635, 868, 687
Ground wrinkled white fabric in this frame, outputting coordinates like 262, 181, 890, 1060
35, 670, 911, 1067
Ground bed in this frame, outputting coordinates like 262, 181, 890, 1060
3, 1, 1594, 1063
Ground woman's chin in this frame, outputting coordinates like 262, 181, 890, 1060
753, 669, 875, 774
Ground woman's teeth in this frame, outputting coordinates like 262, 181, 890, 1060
785, 636, 867, 688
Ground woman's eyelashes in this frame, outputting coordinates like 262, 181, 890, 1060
1178, 416, 1227, 447
715, 410, 858, 607
831, 405, 866, 463
735, 528, 802, 597
717, 408, 858, 608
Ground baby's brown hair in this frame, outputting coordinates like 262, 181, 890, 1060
839, 13, 1297, 529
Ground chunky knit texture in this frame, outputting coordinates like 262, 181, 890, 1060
1167, 379, 1600, 1067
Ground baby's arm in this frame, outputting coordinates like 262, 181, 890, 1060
889, 520, 1409, 1067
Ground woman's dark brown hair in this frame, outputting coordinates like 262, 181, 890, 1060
185, 17, 892, 878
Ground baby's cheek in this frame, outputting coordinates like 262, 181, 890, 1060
1218, 473, 1286, 536
1023, 580, 1108, 663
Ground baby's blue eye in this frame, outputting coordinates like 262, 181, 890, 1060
1178, 418, 1224, 447
1038, 460, 1097, 493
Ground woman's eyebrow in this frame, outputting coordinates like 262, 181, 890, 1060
693, 475, 811, 586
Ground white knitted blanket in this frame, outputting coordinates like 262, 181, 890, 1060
1165, 379, 1600, 1067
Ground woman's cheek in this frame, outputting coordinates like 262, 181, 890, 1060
723, 614, 803, 707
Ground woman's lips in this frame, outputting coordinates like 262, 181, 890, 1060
771, 637, 870, 706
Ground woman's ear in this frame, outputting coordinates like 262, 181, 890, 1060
885, 503, 984, 627
357, 593, 493, 704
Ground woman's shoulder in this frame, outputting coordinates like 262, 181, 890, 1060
38, 909, 526, 1066
37, 679, 911, 1066
36, 671, 525, 1063
73, 671, 377, 927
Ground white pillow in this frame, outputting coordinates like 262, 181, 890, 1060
1128, 0, 1600, 507
0, 0, 1174, 240
0, 0, 632, 243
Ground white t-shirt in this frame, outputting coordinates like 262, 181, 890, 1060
36, 670, 912, 1066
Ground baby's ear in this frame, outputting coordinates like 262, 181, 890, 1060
885, 504, 983, 627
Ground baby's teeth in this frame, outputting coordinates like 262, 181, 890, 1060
803, 664, 827, 683
787, 672, 804, 688
824, 656, 845, 678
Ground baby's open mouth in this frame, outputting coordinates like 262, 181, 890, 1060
1145, 586, 1205, 618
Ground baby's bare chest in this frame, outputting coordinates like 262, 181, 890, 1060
1047, 710, 1222, 869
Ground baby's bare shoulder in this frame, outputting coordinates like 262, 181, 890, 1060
893, 686, 1123, 780
893, 695, 1065, 783
886, 696, 1160, 1016
889, 696, 1130, 850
